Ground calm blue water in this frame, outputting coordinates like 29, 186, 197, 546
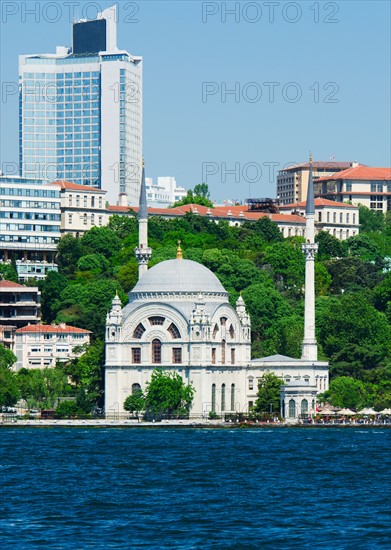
1, 428, 390, 549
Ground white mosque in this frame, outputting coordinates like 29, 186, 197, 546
104, 159, 329, 420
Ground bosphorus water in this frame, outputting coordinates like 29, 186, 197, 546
1, 427, 390, 549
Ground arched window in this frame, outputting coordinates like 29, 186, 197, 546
220, 317, 227, 327
229, 325, 235, 339
149, 316, 165, 326
152, 339, 162, 364
133, 323, 146, 339
221, 384, 226, 412
211, 384, 216, 412
221, 340, 226, 365
212, 324, 219, 339
289, 399, 296, 418
301, 399, 308, 415
230, 384, 235, 411
168, 323, 181, 339
132, 383, 141, 394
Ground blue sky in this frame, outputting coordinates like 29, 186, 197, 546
1, 0, 390, 202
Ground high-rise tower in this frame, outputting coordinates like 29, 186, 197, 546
19, 5, 142, 206
134, 162, 152, 279
301, 154, 318, 361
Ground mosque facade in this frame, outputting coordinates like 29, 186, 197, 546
104, 161, 329, 420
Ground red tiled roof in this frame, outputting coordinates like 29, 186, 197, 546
280, 198, 357, 209
16, 324, 91, 334
282, 161, 356, 172
108, 203, 305, 224
316, 166, 391, 182
0, 280, 25, 288
50, 181, 107, 193
107, 205, 133, 212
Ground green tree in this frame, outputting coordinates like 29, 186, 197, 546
320, 376, 369, 409
193, 183, 210, 198
55, 400, 80, 418
359, 205, 384, 233
171, 188, 213, 208
0, 346, 19, 407
57, 234, 84, 276
81, 226, 122, 258
253, 372, 283, 414
315, 231, 344, 260
144, 369, 195, 417
124, 390, 145, 415
107, 214, 137, 239
0, 262, 18, 283
60, 340, 105, 411
373, 273, 391, 312
317, 293, 390, 359
39, 271, 69, 323
16, 368, 70, 409
0, 344, 17, 370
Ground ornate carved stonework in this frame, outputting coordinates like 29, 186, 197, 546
302, 243, 318, 260
134, 246, 152, 264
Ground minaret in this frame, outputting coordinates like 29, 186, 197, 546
301, 153, 318, 361
134, 161, 152, 279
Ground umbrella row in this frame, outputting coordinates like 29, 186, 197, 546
319, 407, 391, 416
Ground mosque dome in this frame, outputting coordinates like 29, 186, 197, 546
130, 259, 227, 296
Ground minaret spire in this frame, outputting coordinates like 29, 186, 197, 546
301, 153, 318, 360
134, 160, 152, 279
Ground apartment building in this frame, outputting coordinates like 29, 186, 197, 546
51, 180, 108, 236
314, 166, 391, 213
277, 161, 357, 205
14, 323, 91, 371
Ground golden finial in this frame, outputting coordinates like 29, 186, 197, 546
176, 240, 183, 260
309, 151, 312, 164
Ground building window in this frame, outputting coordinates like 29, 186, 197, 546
221, 339, 226, 365
98, 216, 102, 226
211, 348, 216, 364
301, 399, 308, 415
172, 348, 182, 364
83, 196, 87, 207
221, 383, 226, 412
68, 214, 72, 224
353, 214, 356, 224
132, 383, 141, 394
152, 339, 162, 364
327, 212, 330, 223
99, 197, 102, 208
149, 316, 165, 326
346, 213, 349, 223
91, 196, 95, 207
133, 323, 146, 339
346, 181, 352, 192
248, 378, 254, 390
69, 195, 72, 206
212, 324, 219, 339
220, 316, 227, 327
83, 213, 87, 225
231, 348, 235, 365
318, 212, 322, 222
168, 323, 180, 339
231, 384, 235, 411
229, 325, 235, 339
333, 213, 336, 223
249, 401, 254, 410
91, 214, 95, 225
212, 384, 216, 412
339, 213, 343, 224
76, 195, 80, 207
289, 399, 296, 418
132, 348, 141, 364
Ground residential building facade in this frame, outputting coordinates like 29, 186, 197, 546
277, 161, 358, 205
0, 176, 61, 279
0, 280, 41, 350
279, 198, 360, 240
14, 323, 91, 371
19, 5, 142, 206
51, 180, 108, 236
314, 166, 391, 213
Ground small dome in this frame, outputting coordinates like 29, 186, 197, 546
130, 259, 227, 295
